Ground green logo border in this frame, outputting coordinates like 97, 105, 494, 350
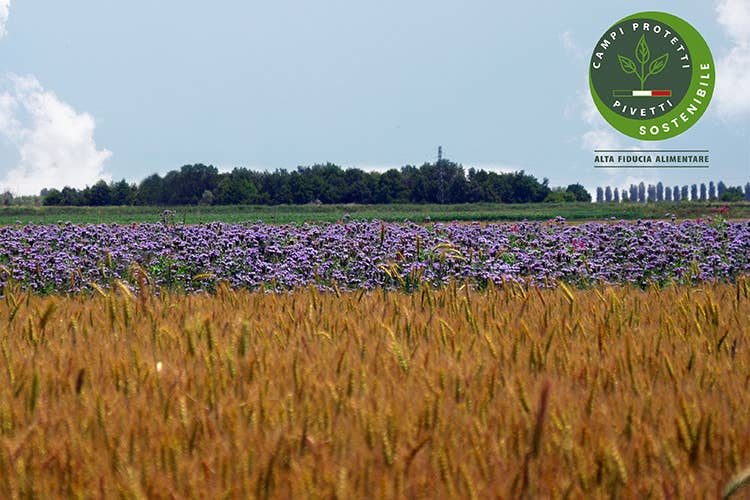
589, 11, 715, 141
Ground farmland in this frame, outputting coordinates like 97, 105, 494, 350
1, 213, 749, 498
1, 201, 750, 225
1, 282, 749, 497
1, 219, 748, 294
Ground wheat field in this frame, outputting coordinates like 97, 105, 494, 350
1, 280, 749, 498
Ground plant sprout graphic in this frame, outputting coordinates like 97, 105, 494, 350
617, 34, 669, 90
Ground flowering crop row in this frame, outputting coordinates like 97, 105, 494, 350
0, 219, 748, 293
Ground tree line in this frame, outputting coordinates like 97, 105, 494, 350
17, 161, 749, 207
39, 162, 592, 206
594, 181, 750, 203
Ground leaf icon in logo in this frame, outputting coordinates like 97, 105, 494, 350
636, 34, 650, 64
617, 55, 638, 75
648, 53, 669, 76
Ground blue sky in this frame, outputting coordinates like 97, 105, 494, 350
0, 0, 747, 196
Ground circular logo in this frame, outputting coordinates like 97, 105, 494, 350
589, 12, 714, 140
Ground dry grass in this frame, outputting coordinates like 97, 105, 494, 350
1, 280, 749, 498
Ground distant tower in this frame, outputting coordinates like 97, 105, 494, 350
437, 146, 445, 204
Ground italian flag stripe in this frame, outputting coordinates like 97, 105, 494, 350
612, 90, 672, 97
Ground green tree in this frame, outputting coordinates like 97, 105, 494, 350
110, 179, 136, 205
42, 188, 63, 206
376, 169, 407, 203
199, 190, 215, 205
61, 186, 84, 206
544, 188, 576, 202
720, 186, 744, 202
163, 164, 219, 205
342, 168, 375, 203
288, 171, 313, 204
137, 174, 165, 205
565, 183, 591, 202
214, 168, 259, 204
498, 171, 550, 203
717, 181, 727, 198
87, 180, 112, 206
308, 163, 347, 203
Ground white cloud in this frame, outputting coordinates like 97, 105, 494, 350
470, 164, 520, 173
0, 0, 9, 39
714, 0, 750, 119
577, 81, 625, 152
0, 74, 111, 195
561, 31, 586, 61
560, 30, 625, 152
353, 164, 401, 172
356, 163, 520, 174
592, 172, 660, 200
582, 129, 620, 152
717, 0, 750, 43
562, 30, 663, 197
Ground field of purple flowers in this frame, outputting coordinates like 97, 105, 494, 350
1, 218, 748, 293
